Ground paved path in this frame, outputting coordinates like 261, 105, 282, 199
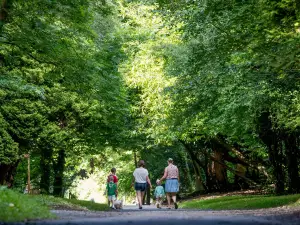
3, 205, 300, 225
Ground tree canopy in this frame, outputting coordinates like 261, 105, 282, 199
1, 0, 300, 198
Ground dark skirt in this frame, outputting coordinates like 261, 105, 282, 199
135, 182, 147, 192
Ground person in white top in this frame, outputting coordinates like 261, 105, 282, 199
131, 160, 152, 209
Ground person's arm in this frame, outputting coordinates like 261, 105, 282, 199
114, 175, 118, 188
115, 184, 118, 196
159, 168, 168, 183
114, 181, 118, 197
177, 167, 180, 182
146, 175, 152, 189
131, 173, 135, 187
162, 186, 165, 196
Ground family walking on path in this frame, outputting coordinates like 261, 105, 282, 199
132, 158, 180, 209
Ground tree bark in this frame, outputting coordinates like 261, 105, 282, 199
184, 152, 194, 192
40, 148, 52, 194
0, 0, 7, 23
191, 159, 206, 192
0, 164, 10, 185
53, 149, 65, 197
212, 148, 228, 191
285, 133, 300, 193
209, 154, 259, 187
268, 142, 285, 194
180, 140, 207, 191
258, 112, 285, 194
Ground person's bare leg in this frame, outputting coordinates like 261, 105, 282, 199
136, 191, 142, 208
112, 199, 116, 209
166, 193, 171, 208
172, 193, 178, 209
158, 197, 162, 208
171, 193, 176, 203
141, 191, 145, 206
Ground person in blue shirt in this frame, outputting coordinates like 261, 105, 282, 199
154, 179, 165, 208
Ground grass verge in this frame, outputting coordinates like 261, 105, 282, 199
179, 194, 300, 210
0, 187, 54, 222
31, 195, 110, 211
0, 187, 109, 222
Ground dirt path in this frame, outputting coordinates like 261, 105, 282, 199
45, 205, 300, 225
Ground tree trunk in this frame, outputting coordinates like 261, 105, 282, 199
53, 149, 65, 197
0, 0, 7, 23
258, 112, 285, 195
204, 152, 215, 192
180, 140, 207, 192
209, 154, 259, 186
0, 164, 10, 185
268, 142, 285, 194
234, 164, 249, 190
191, 159, 205, 192
285, 133, 300, 193
184, 152, 194, 192
212, 149, 228, 192
6, 160, 20, 188
0, 0, 8, 66
40, 148, 52, 194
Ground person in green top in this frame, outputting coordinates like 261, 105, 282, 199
107, 175, 117, 209
154, 179, 165, 209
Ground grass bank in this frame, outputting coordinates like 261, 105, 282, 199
0, 187, 110, 222
0, 187, 54, 222
31, 195, 110, 211
179, 194, 300, 210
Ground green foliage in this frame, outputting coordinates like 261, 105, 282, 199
2, 0, 300, 198
0, 116, 18, 164
0, 0, 129, 194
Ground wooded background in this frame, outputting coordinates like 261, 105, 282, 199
1, 0, 300, 200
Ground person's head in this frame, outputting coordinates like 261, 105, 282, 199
111, 168, 116, 174
108, 175, 114, 182
156, 179, 160, 185
138, 160, 145, 168
167, 158, 173, 165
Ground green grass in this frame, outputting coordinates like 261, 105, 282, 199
0, 187, 54, 222
31, 195, 110, 211
180, 194, 300, 210
0, 187, 109, 222
68, 199, 110, 211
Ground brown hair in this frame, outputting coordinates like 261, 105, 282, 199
138, 160, 145, 167
111, 168, 116, 173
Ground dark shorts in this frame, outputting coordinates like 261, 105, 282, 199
134, 182, 147, 192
